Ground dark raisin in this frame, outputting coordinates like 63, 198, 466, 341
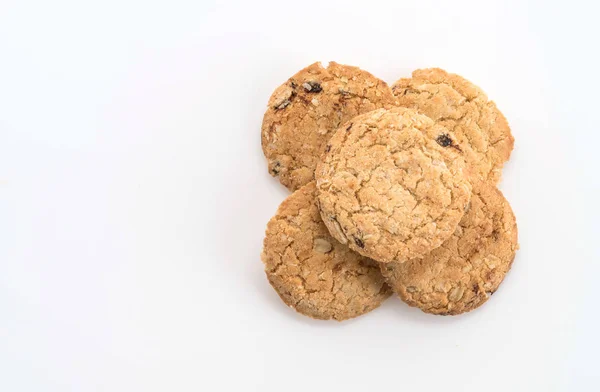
290, 80, 297, 89
354, 237, 365, 248
346, 123, 353, 131
324, 144, 331, 153
436, 133, 453, 147
303, 81, 322, 93
472, 284, 480, 294
270, 161, 281, 175
491, 229, 500, 241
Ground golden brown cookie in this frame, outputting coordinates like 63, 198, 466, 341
261, 182, 391, 321
392, 68, 514, 184
262, 62, 396, 191
380, 183, 518, 315
316, 107, 472, 264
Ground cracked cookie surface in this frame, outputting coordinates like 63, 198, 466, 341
380, 183, 518, 315
262, 62, 396, 191
316, 107, 472, 263
392, 68, 514, 184
261, 182, 391, 321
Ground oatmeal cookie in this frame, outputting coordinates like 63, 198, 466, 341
262, 62, 395, 191
261, 182, 391, 321
392, 68, 513, 184
380, 183, 518, 315
316, 107, 471, 263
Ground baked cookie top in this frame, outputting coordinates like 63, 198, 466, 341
262, 62, 395, 191
316, 107, 471, 263
261, 182, 391, 321
392, 68, 514, 184
380, 183, 518, 315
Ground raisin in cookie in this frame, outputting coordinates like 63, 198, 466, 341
380, 183, 518, 315
392, 68, 514, 184
316, 107, 472, 263
261, 182, 391, 321
262, 62, 396, 191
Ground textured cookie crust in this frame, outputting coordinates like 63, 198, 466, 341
316, 107, 472, 263
380, 183, 518, 315
261, 182, 391, 321
262, 62, 396, 191
392, 68, 514, 184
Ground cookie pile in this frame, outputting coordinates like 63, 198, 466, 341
260, 62, 518, 320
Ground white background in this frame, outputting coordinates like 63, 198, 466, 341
1, 0, 598, 391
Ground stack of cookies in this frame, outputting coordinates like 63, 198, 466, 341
260, 62, 518, 320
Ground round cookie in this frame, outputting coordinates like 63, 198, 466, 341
261, 182, 391, 321
380, 183, 518, 315
316, 107, 472, 264
262, 61, 396, 191
392, 68, 514, 184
